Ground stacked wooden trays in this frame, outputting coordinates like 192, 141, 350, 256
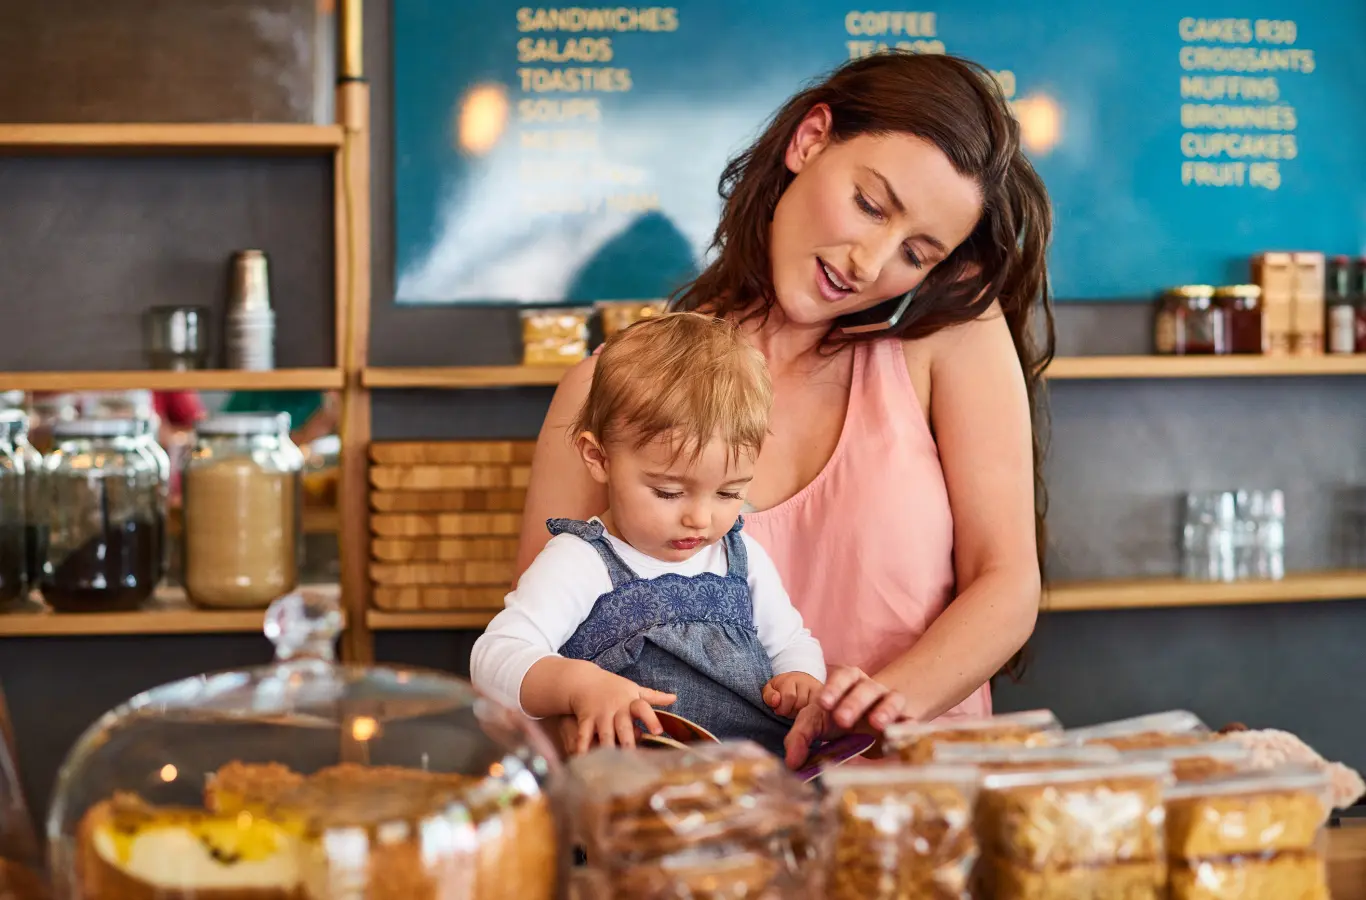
368, 440, 533, 611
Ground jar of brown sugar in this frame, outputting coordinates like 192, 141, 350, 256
182, 413, 303, 609
1213, 284, 1263, 354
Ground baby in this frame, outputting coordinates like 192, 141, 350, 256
471, 312, 825, 757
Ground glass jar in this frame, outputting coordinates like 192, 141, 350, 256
0, 411, 47, 596
132, 418, 172, 585
0, 421, 26, 610
182, 413, 303, 609
40, 419, 163, 613
1154, 290, 1181, 354
1214, 284, 1263, 354
1164, 285, 1225, 354
46, 591, 561, 900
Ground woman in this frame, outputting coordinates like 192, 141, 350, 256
517, 52, 1054, 766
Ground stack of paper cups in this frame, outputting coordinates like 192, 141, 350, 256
226, 250, 276, 371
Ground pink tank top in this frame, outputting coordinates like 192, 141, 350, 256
742, 338, 991, 719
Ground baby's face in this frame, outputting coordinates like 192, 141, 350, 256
605, 434, 756, 563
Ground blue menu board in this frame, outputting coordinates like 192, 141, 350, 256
393, 0, 1366, 304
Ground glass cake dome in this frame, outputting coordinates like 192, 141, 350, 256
44, 590, 562, 900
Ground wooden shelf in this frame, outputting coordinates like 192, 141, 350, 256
0, 369, 344, 392
0, 584, 340, 637
367, 609, 498, 630
1046, 571, 1366, 611
363, 366, 569, 389
0, 124, 344, 155
1046, 355, 1366, 380
366, 355, 1366, 390
359, 571, 1366, 630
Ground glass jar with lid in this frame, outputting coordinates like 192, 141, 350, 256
1160, 285, 1226, 355
41, 419, 163, 613
182, 413, 303, 610
0, 421, 26, 610
46, 591, 562, 900
131, 418, 172, 585
1213, 284, 1264, 355
0, 410, 47, 596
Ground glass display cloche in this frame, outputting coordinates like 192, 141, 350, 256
45, 590, 562, 900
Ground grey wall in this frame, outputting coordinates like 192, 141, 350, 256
1, 0, 1363, 832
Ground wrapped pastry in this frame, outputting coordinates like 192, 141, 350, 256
1063, 711, 1211, 750
821, 765, 978, 900
975, 760, 1171, 870
1218, 727, 1366, 809
884, 710, 1061, 764
1169, 852, 1329, 900
1114, 742, 1253, 784
521, 307, 590, 366
1164, 766, 1330, 860
596, 300, 668, 338
978, 856, 1167, 900
931, 742, 1119, 772
566, 742, 819, 899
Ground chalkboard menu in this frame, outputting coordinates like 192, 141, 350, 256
394, 1, 1366, 305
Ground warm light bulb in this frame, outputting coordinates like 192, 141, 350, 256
1014, 93, 1063, 155
351, 716, 379, 742
457, 83, 510, 155
159, 764, 178, 783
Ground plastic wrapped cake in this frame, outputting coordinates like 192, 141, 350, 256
44, 590, 562, 900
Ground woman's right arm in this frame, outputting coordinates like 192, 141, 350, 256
515, 356, 608, 580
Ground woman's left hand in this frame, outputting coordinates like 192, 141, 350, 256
781, 665, 909, 768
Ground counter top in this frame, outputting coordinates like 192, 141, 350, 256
1331, 824, 1366, 900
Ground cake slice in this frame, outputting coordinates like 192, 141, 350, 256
78, 794, 303, 900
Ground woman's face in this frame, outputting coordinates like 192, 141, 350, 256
770, 106, 984, 327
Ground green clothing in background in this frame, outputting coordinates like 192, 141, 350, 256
221, 391, 323, 432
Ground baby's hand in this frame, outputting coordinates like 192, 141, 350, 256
567, 668, 676, 754
763, 672, 823, 718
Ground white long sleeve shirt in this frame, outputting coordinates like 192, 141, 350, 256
470, 522, 826, 715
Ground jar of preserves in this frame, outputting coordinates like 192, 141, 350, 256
182, 413, 303, 609
0, 411, 47, 595
0, 421, 26, 610
1154, 291, 1182, 354
46, 591, 561, 900
1213, 284, 1263, 354
41, 419, 163, 613
1163, 285, 1225, 354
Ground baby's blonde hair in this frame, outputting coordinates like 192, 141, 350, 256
573, 311, 772, 463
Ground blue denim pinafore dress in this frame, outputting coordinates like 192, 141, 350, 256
552, 517, 792, 756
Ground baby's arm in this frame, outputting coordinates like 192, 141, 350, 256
469, 535, 611, 716
744, 536, 827, 716
469, 534, 675, 748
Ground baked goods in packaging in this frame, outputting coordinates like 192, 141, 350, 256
1219, 726, 1366, 809
566, 741, 819, 899
1063, 711, 1211, 751
884, 710, 1061, 764
821, 765, 978, 900
978, 856, 1166, 900
597, 300, 668, 338
1164, 766, 1330, 859
976, 761, 1170, 869
1114, 742, 1253, 784
521, 307, 590, 365
972, 760, 1171, 900
931, 742, 1120, 772
1168, 852, 1329, 900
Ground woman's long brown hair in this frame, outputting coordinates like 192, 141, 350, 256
674, 52, 1055, 680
